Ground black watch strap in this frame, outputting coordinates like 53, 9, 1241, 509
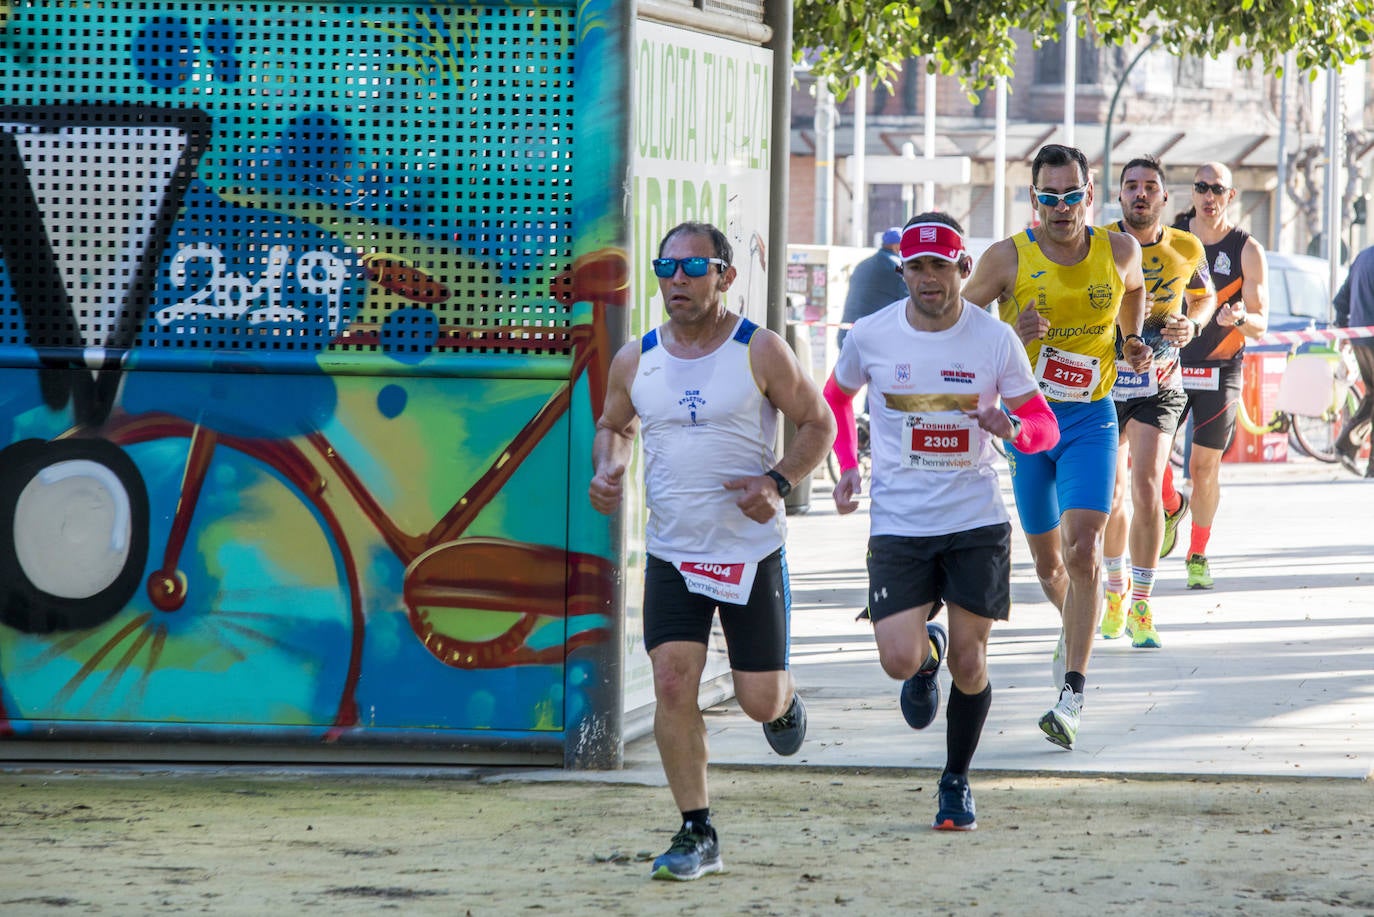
764, 469, 792, 497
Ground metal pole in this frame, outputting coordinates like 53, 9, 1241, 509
1273, 53, 1291, 252
852, 70, 867, 247
814, 79, 835, 245
1102, 36, 1158, 218
1324, 65, 1343, 287
993, 76, 1007, 239
902, 141, 916, 219
924, 70, 937, 211
1063, 3, 1076, 149
766, 0, 793, 333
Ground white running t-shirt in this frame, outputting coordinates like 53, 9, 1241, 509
833, 301, 1038, 537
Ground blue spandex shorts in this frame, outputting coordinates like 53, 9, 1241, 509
1006, 398, 1118, 536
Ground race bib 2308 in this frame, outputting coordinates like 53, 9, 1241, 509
902, 412, 980, 470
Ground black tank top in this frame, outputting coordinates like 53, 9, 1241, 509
1180, 225, 1250, 366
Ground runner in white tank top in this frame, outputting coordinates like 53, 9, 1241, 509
632, 315, 783, 564
589, 222, 834, 881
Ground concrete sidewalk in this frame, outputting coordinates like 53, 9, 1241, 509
623, 456, 1374, 780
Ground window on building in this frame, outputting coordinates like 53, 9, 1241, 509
1034, 35, 1100, 85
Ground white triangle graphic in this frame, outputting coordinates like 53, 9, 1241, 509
15, 124, 187, 349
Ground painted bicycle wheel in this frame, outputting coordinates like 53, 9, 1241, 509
0, 438, 150, 635
0, 433, 360, 732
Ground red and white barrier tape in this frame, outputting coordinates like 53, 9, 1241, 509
1254, 325, 1374, 346
793, 319, 852, 329
792, 321, 1374, 344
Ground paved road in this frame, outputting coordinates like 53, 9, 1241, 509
622, 455, 1374, 780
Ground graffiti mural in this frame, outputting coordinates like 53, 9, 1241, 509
0, 0, 630, 757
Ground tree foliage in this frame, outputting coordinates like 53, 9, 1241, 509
794, 1, 1374, 97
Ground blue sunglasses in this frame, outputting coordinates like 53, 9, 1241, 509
652, 256, 728, 278
1032, 185, 1089, 208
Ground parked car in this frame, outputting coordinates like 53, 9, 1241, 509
1255, 251, 1342, 352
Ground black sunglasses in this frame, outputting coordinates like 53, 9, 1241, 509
1193, 181, 1229, 196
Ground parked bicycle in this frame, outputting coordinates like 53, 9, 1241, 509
1236, 342, 1366, 462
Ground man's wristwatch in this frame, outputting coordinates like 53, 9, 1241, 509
1005, 415, 1023, 441
1234, 312, 1249, 328
764, 469, 792, 498
1188, 317, 1201, 338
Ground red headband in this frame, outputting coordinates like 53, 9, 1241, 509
900, 222, 965, 263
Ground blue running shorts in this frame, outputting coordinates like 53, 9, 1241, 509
1005, 398, 1118, 536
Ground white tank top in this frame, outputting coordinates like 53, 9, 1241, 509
631, 316, 784, 562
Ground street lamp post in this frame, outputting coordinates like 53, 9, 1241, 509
1102, 36, 1159, 212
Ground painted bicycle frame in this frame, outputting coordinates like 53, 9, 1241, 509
0, 1, 632, 765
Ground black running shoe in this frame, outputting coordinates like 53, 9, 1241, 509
899, 621, 946, 730
1336, 440, 1361, 477
762, 693, 807, 756
933, 772, 977, 831
650, 821, 723, 881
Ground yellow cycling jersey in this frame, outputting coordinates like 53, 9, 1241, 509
1002, 226, 1124, 402
1104, 221, 1212, 360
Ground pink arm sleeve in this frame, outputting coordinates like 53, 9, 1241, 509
823, 374, 859, 472
1009, 392, 1060, 454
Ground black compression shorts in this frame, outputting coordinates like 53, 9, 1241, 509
642, 547, 790, 672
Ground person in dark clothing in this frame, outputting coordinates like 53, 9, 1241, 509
838, 227, 907, 350
1332, 243, 1374, 477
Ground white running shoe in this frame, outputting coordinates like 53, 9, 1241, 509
1039, 685, 1083, 750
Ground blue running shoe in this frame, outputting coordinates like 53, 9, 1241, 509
762, 693, 807, 756
899, 621, 947, 730
933, 772, 978, 831
650, 821, 722, 881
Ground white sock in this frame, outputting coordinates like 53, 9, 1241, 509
1105, 555, 1127, 594
1130, 566, 1156, 603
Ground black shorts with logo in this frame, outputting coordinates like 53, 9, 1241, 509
866, 523, 1012, 623
642, 547, 789, 672
1182, 361, 1243, 451
1115, 386, 1189, 437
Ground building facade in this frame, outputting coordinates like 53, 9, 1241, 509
790, 30, 1374, 263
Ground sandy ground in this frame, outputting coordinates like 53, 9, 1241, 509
0, 767, 1370, 915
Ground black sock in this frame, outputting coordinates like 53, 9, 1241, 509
682, 808, 711, 831
944, 682, 992, 777
769, 693, 798, 724
1065, 671, 1086, 695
